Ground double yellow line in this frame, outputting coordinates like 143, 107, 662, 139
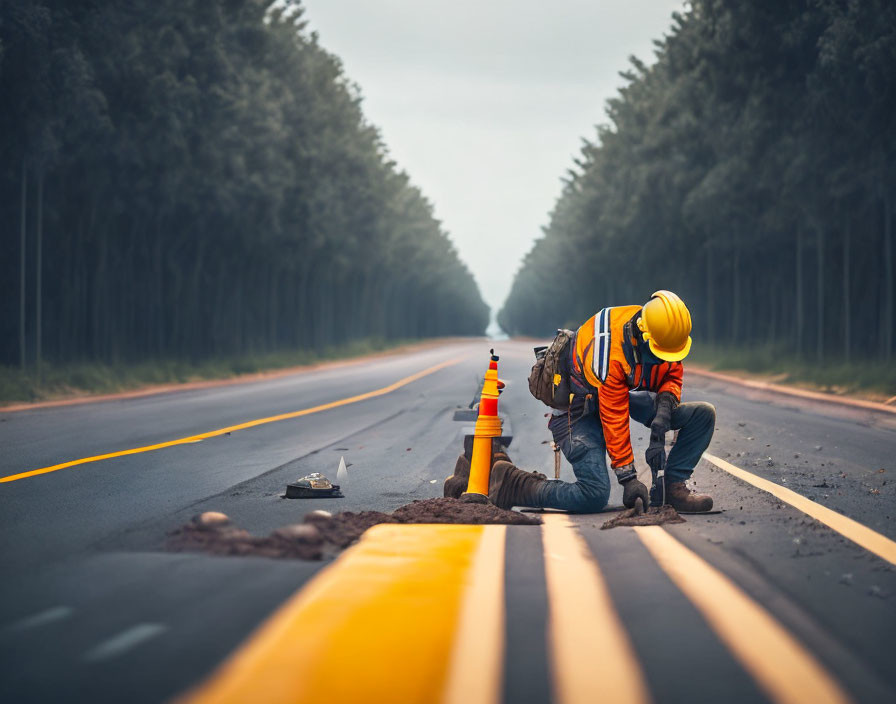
703, 453, 896, 566
181, 515, 853, 704
0, 357, 465, 484
542, 515, 648, 704
636, 524, 849, 704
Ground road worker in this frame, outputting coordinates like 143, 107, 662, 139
446, 290, 715, 513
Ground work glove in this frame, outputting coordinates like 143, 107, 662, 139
615, 463, 649, 510
645, 392, 676, 477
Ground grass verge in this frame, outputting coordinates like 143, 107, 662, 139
0, 338, 420, 406
687, 343, 896, 401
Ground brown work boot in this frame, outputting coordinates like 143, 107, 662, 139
488, 460, 548, 510
492, 442, 512, 465
444, 454, 471, 499
445, 446, 515, 499
665, 481, 713, 513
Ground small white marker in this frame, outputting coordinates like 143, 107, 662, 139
336, 455, 348, 484
83, 623, 167, 663
6, 606, 73, 632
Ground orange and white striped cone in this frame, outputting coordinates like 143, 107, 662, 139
461, 350, 504, 503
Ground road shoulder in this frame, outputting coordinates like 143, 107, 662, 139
0, 338, 480, 413
687, 365, 896, 414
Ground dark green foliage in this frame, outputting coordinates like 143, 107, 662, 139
499, 0, 895, 366
0, 0, 488, 367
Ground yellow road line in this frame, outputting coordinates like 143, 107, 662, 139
635, 526, 851, 704
0, 357, 465, 485
703, 453, 896, 566
179, 524, 500, 704
441, 525, 506, 704
542, 514, 651, 704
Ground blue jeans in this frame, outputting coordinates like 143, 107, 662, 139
536, 391, 715, 513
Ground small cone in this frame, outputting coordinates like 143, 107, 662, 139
463, 350, 503, 499
336, 456, 348, 484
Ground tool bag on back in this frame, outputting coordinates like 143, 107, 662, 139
528, 329, 574, 409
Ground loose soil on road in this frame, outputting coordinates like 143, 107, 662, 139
169, 498, 541, 560
601, 504, 685, 530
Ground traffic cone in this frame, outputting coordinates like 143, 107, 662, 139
461, 349, 504, 502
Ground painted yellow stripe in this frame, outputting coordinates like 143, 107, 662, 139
178, 523, 502, 704
441, 525, 506, 704
0, 357, 464, 484
542, 514, 651, 704
704, 453, 896, 566
636, 526, 851, 704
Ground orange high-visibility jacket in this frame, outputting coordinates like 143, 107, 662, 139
571, 305, 683, 468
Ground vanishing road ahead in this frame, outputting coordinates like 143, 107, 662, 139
1, 339, 895, 703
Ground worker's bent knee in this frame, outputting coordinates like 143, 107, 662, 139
539, 476, 610, 513
693, 401, 716, 420
567, 483, 610, 513
680, 401, 715, 426
693, 402, 716, 425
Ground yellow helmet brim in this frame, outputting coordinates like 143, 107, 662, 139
647, 335, 692, 362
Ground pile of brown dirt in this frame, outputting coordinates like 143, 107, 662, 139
168, 512, 325, 560
303, 510, 397, 548
601, 504, 685, 530
392, 497, 542, 525
168, 499, 541, 561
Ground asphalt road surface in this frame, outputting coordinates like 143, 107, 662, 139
1, 339, 894, 703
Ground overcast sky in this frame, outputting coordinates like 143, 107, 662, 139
300, 0, 685, 320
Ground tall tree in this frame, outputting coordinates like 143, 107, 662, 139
500, 0, 895, 367
0, 0, 488, 368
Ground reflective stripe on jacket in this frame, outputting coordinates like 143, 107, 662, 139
570, 305, 683, 468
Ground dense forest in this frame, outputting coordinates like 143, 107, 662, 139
499, 0, 895, 364
0, 0, 488, 369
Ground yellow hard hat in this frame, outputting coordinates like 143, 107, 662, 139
637, 290, 692, 362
